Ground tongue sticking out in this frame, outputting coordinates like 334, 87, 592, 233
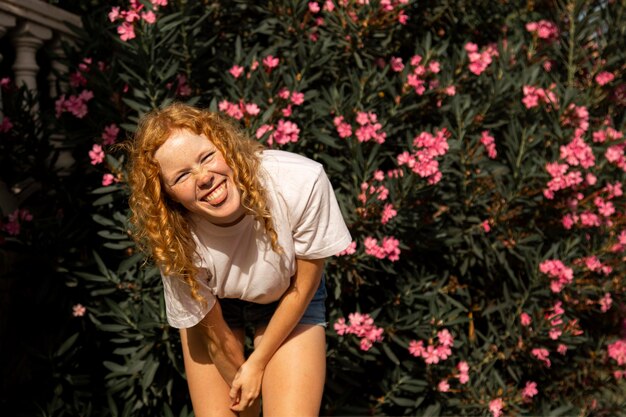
205, 182, 228, 206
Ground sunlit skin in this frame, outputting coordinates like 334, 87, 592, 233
154, 129, 246, 226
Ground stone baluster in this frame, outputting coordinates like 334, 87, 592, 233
11, 21, 52, 93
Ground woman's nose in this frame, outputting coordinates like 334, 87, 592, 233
194, 165, 212, 186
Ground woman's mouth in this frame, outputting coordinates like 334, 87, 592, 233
203, 181, 227, 205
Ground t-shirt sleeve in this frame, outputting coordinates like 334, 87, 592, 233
161, 269, 216, 329
292, 167, 352, 259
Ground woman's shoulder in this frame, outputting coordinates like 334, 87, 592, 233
260, 149, 324, 175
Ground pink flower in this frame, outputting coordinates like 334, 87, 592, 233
256, 124, 274, 140
245, 103, 260, 116
108, 7, 121, 22
437, 329, 454, 347
520, 312, 532, 326
101, 124, 120, 145
72, 304, 86, 317
526, 20, 559, 40
282, 105, 293, 117
3, 209, 33, 236
599, 292, 613, 312
607, 339, 626, 365
308, 2, 320, 13
457, 361, 470, 384
557, 344, 568, 355
333, 317, 348, 335
481, 220, 491, 232
595, 71, 615, 86
0, 116, 13, 133
117, 22, 136, 41
141, 10, 156, 24
408, 340, 424, 357
102, 173, 116, 186
390, 57, 404, 72
263, 55, 279, 69
522, 381, 538, 400
89, 144, 105, 165
381, 203, 397, 225
489, 398, 504, 417
422, 344, 440, 364
531, 348, 551, 367
270, 119, 300, 145
290, 91, 305, 105
466, 43, 497, 76
444, 85, 456, 96
229, 65, 244, 78
437, 379, 450, 392
151, 0, 168, 7
398, 10, 408, 24
335, 312, 384, 351
480, 130, 497, 158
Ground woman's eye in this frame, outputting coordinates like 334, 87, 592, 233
174, 172, 189, 184
202, 152, 215, 163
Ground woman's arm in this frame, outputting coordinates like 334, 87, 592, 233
229, 257, 326, 412
182, 299, 245, 385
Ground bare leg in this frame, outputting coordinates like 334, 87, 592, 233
180, 327, 260, 417
254, 324, 326, 417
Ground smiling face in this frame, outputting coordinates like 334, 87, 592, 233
154, 129, 246, 226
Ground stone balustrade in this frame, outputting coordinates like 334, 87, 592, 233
0, 0, 82, 100
0, 0, 82, 216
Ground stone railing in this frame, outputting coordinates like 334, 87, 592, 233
0, 0, 82, 98
0, 0, 82, 216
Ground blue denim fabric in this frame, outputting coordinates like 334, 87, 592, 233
219, 276, 327, 329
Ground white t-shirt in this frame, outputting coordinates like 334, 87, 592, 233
162, 150, 352, 328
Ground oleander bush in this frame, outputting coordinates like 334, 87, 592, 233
1, 0, 626, 416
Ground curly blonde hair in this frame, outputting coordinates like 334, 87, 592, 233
127, 102, 281, 303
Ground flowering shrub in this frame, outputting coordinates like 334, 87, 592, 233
2, 0, 626, 416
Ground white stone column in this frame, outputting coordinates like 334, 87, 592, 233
47, 37, 69, 98
11, 21, 52, 93
0, 12, 17, 112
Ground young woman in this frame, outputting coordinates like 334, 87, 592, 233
127, 103, 351, 416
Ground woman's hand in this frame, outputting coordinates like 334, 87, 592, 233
229, 358, 265, 412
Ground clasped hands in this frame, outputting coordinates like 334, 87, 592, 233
229, 357, 265, 412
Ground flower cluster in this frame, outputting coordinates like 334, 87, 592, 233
521, 381, 539, 401
397, 128, 450, 184
108, 0, 168, 41
465, 42, 499, 76
480, 130, 497, 159
333, 111, 387, 144
595, 71, 615, 86
408, 329, 455, 365
539, 259, 573, 293
403, 54, 442, 95
219, 99, 261, 121
363, 235, 400, 261
55, 90, 94, 119
334, 312, 384, 351
522, 84, 558, 109
608, 339, 626, 379
101, 124, 120, 146
489, 398, 504, 417
256, 119, 301, 146
439, 360, 470, 392
2, 208, 33, 236
89, 144, 105, 165
526, 20, 559, 41
69, 57, 94, 88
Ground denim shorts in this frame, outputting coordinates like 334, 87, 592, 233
219, 276, 327, 329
